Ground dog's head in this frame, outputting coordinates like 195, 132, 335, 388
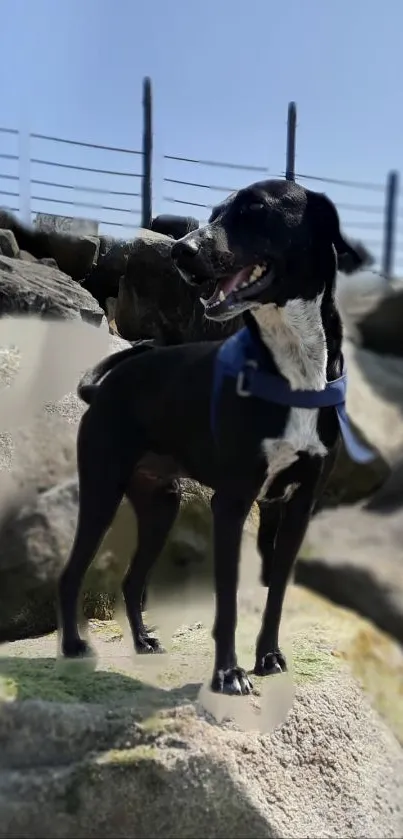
171, 179, 367, 321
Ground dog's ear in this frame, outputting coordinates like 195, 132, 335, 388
306, 190, 367, 273
337, 239, 374, 275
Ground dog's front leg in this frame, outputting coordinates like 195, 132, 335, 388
254, 462, 321, 676
210, 489, 255, 695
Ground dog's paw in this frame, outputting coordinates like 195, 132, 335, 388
135, 634, 166, 655
211, 666, 253, 696
253, 650, 287, 676
61, 638, 94, 659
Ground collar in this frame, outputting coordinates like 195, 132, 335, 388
212, 327, 375, 465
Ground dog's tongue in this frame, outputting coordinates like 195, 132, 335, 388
205, 267, 251, 306
219, 267, 251, 295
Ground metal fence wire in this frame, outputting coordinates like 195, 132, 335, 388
0, 83, 401, 276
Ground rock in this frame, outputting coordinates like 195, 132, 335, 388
0, 331, 131, 638
0, 319, 261, 641
0, 584, 402, 838
0, 322, 218, 640
150, 214, 199, 239
0, 210, 99, 281
336, 269, 403, 356
297, 501, 403, 645
366, 456, 403, 512
0, 229, 19, 259
116, 228, 243, 344
319, 418, 388, 510
40, 256, 58, 268
342, 338, 403, 458
0, 255, 105, 322
316, 335, 403, 509
81, 240, 132, 310
40, 232, 99, 282
19, 250, 38, 263
0, 474, 215, 641
359, 287, 403, 357
0, 331, 136, 487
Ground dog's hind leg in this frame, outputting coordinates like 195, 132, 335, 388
58, 409, 143, 659
122, 471, 181, 654
254, 458, 322, 677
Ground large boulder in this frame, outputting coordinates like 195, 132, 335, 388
0, 229, 19, 259
0, 475, 215, 642
0, 255, 104, 324
0, 210, 99, 281
336, 268, 403, 356
299, 320, 403, 636
366, 455, 403, 512
0, 330, 129, 490
0, 584, 402, 838
81, 239, 132, 310
296, 499, 403, 645
359, 287, 403, 357
316, 335, 403, 509
0, 321, 220, 642
115, 228, 243, 344
150, 214, 199, 239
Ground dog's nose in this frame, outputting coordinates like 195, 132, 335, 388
171, 237, 200, 266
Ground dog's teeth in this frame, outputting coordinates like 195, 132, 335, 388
249, 264, 266, 282
218, 290, 226, 303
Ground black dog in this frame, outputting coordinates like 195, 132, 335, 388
58, 179, 365, 695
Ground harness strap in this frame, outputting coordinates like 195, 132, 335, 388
211, 328, 375, 465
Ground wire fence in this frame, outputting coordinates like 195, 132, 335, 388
162, 156, 402, 275
0, 128, 145, 238
30, 132, 143, 235
0, 127, 19, 215
1, 83, 402, 276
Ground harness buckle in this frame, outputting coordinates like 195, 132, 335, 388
236, 360, 258, 397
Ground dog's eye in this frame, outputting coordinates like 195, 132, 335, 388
238, 202, 266, 215
248, 202, 266, 212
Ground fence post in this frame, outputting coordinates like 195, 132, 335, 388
141, 76, 153, 229
382, 170, 399, 280
285, 102, 297, 181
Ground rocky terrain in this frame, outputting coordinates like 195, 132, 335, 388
1, 562, 403, 838
0, 212, 403, 837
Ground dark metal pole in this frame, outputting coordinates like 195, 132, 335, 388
141, 76, 153, 229
285, 101, 297, 181
382, 170, 399, 280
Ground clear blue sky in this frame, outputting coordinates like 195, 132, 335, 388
1, 0, 402, 270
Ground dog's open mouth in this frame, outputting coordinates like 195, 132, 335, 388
200, 263, 274, 319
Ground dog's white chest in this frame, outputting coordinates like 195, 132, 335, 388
253, 297, 328, 499
260, 407, 326, 496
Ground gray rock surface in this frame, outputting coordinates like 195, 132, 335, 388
0, 209, 99, 281
115, 227, 243, 344
337, 268, 403, 356
0, 327, 217, 641
298, 501, 403, 644
0, 230, 19, 259
359, 287, 403, 357
0, 584, 402, 838
81, 239, 132, 309
0, 255, 104, 321
318, 335, 403, 509
0, 473, 214, 641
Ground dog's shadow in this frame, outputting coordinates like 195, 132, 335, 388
0, 655, 201, 710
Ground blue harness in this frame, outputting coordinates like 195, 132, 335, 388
211, 327, 374, 464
